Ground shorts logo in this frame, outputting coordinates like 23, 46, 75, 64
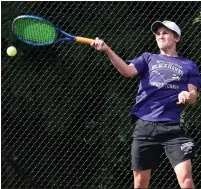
180, 142, 194, 154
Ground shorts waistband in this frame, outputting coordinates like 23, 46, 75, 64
131, 115, 180, 126
141, 119, 180, 126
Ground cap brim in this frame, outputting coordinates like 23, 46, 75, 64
151, 21, 166, 34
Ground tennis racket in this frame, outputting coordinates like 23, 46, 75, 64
12, 15, 95, 46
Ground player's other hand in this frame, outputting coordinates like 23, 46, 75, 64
91, 37, 110, 52
177, 91, 191, 104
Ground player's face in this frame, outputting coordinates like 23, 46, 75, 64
155, 27, 180, 50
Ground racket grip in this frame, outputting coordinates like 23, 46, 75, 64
76, 36, 94, 45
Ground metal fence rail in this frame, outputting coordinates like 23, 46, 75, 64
2, 2, 201, 189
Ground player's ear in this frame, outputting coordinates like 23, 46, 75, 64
173, 32, 180, 43
175, 36, 180, 43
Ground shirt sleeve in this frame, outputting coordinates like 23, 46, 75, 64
188, 62, 201, 91
125, 52, 150, 77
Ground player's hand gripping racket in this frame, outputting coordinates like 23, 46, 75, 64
12, 15, 94, 46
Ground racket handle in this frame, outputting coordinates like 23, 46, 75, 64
76, 37, 94, 45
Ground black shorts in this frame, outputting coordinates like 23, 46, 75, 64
131, 116, 197, 171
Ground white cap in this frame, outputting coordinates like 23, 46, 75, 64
151, 20, 181, 37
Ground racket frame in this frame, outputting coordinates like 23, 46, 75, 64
12, 15, 76, 46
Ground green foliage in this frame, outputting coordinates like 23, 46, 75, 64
193, 11, 201, 23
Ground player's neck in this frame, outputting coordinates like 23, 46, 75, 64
160, 49, 178, 57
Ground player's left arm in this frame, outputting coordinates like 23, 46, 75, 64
187, 84, 199, 104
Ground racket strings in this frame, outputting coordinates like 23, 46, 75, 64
14, 18, 57, 43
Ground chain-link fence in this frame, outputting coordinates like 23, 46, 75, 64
1, 1, 201, 189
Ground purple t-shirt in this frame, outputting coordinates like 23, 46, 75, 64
126, 53, 201, 123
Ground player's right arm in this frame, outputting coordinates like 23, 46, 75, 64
91, 37, 138, 77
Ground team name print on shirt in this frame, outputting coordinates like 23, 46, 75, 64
149, 60, 184, 90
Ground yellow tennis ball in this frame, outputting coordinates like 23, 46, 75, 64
7, 46, 17, 56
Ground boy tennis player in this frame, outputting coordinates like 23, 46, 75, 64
91, 21, 201, 188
